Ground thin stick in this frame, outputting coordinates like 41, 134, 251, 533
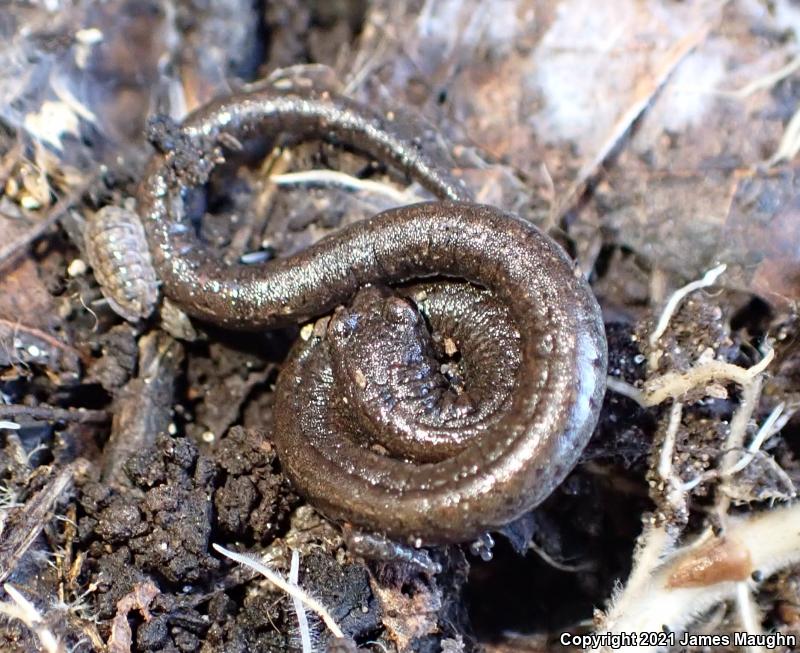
0, 463, 84, 584
0, 405, 109, 425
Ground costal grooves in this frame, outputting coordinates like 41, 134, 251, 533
137, 88, 608, 545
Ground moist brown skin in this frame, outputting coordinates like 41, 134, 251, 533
137, 88, 608, 545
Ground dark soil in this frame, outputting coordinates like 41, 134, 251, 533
2, 2, 800, 653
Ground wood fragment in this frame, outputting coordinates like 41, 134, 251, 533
101, 331, 183, 485
0, 405, 108, 425
0, 461, 88, 584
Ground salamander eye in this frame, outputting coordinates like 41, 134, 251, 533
382, 297, 419, 326
330, 310, 360, 337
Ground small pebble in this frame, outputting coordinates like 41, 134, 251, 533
68, 258, 88, 277
20, 194, 42, 210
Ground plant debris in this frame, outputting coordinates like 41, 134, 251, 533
2, 1, 800, 652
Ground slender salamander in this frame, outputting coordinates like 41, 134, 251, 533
137, 87, 608, 544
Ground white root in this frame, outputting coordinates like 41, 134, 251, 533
679, 398, 790, 493
608, 348, 774, 409
658, 403, 688, 519
290, 549, 313, 653
735, 582, 765, 653
649, 263, 727, 347
768, 103, 800, 167
726, 55, 800, 99
597, 259, 786, 652
642, 348, 774, 407
0, 584, 63, 653
270, 169, 422, 205
605, 377, 646, 406
212, 544, 344, 640
725, 402, 788, 477
598, 504, 800, 652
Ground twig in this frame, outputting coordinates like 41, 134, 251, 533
270, 169, 421, 205
0, 405, 109, 425
212, 544, 345, 639
101, 332, 183, 485
726, 55, 800, 99
0, 584, 63, 653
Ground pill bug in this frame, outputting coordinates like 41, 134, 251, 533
85, 205, 159, 322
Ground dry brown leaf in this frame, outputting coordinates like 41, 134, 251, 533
106, 580, 160, 653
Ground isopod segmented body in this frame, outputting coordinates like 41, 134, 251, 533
85, 205, 159, 322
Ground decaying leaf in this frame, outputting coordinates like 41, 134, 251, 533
106, 580, 160, 653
